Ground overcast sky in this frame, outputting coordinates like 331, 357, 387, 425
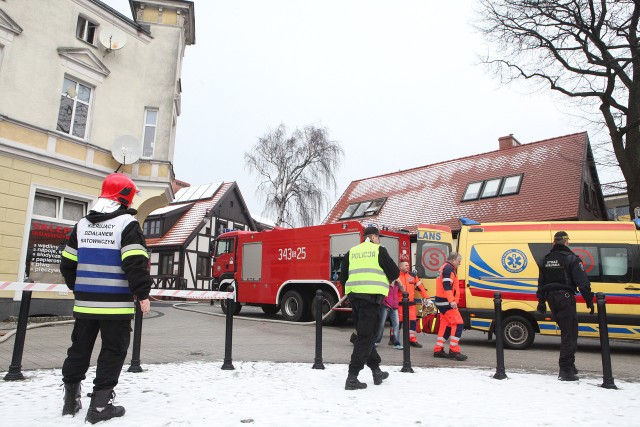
108, 0, 619, 220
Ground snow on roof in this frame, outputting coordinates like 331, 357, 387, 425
325, 133, 590, 232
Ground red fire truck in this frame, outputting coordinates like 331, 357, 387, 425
211, 221, 411, 325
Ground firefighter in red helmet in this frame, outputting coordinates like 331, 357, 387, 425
60, 173, 151, 423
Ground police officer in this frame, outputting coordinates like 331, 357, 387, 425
60, 173, 151, 423
537, 231, 594, 381
339, 226, 400, 390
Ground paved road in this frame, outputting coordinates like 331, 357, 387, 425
1, 300, 638, 382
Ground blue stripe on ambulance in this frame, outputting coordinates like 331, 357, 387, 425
470, 246, 502, 277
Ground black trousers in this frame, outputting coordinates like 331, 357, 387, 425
62, 318, 131, 391
349, 298, 381, 375
547, 291, 578, 370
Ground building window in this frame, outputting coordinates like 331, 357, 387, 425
500, 175, 522, 195
56, 77, 92, 139
216, 219, 228, 236
234, 223, 245, 231
197, 256, 210, 277
143, 219, 161, 237
33, 192, 87, 222
142, 108, 158, 158
462, 175, 524, 201
159, 253, 174, 275
462, 182, 483, 201
480, 178, 502, 199
340, 198, 386, 219
76, 16, 98, 44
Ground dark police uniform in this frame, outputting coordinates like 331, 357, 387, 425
537, 235, 593, 379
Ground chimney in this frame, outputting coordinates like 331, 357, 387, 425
498, 134, 522, 150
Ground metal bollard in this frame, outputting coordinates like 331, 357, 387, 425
493, 291, 507, 380
596, 292, 617, 389
128, 299, 144, 373
221, 286, 235, 370
312, 290, 325, 369
400, 291, 413, 373
4, 291, 32, 381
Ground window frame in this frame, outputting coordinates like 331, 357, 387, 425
571, 244, 631, 283
141, 107, 159, 158
56, 76, 94, 140
143, 218, 162, 237
196, 255, 211, 278
479, 178, 503, 199
339, 198, 387, 219
499, 174, 523, 196
32, 191, 88, 224
76, 15, 98, 45
462, 181, 483, 201
158, 253, 175, 275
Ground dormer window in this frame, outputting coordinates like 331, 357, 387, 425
143, 219, 161, 237
76, 16, 98, 45
340, 198, 386, 219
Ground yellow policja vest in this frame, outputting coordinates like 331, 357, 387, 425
345, 241, 389, 296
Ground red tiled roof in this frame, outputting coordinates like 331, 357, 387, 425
324, 132, 589, 233
146, 182, 235, 247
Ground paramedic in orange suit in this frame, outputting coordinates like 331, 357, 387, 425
396, 260, 432, 348
433, 252, 467, 361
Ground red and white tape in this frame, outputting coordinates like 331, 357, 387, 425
0, 282, 233, 300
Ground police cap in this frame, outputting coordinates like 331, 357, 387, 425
554, 231, 569, 240
363, 225, 380, 236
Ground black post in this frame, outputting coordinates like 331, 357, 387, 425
493, 291, 507, 380
221, 286, 235, 370
312, 290, 325, 369
127, 300, 143, 373
596, 292, 617, 389
4, 291, 32, 381
400, 291, 413, 373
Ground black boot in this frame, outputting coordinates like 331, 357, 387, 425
372, 368, 389, 385
345, 374, 367, 390
62, 382, 82, 416
85, 389, 126, 424
558, 369, 579, 381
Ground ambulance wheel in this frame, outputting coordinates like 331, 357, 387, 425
221, 299, 242, 316
280, 290, 307, 322
261, 305, 280, 316
501, 315, 534, 350
309, 291, 338, 325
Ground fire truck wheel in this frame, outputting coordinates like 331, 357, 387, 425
309, 291, 338, 325
221, 298, 242, 316
280, 290, 307, 322
261, 305, 280, 316
501, 315, 535, 350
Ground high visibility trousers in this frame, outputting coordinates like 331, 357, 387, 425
433, 311, 463, 353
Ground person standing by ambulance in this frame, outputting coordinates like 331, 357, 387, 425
396, 260, 433, 348
433, 252, 467, 361
339, 226, 400, 390
60, 173, 151, 423
537, 231, 594, 381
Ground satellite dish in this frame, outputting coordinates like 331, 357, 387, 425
111, 135, 141, 165
99, 27, 128, 51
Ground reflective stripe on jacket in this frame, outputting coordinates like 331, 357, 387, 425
345, 241, 389, 296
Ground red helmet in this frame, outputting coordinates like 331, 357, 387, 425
99, 173, 138, 207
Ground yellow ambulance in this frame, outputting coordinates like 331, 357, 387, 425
415, 219, 640, 349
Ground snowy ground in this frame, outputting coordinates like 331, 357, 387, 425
1, 361, 638, 426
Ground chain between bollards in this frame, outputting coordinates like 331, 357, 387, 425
596, 292, 617, 389
127, 299, 144, 373
493, 291, 507, 380
312, 290, 325, 369
221, 285, 235, 370
400, 291, 413, 373
3, 290, 32, 381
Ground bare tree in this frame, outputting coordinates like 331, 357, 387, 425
477, 0, 640, 218
245, 124, 344, 227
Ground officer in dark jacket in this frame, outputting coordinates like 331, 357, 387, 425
537, 231, 594, 381
339, 226, 400, 390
